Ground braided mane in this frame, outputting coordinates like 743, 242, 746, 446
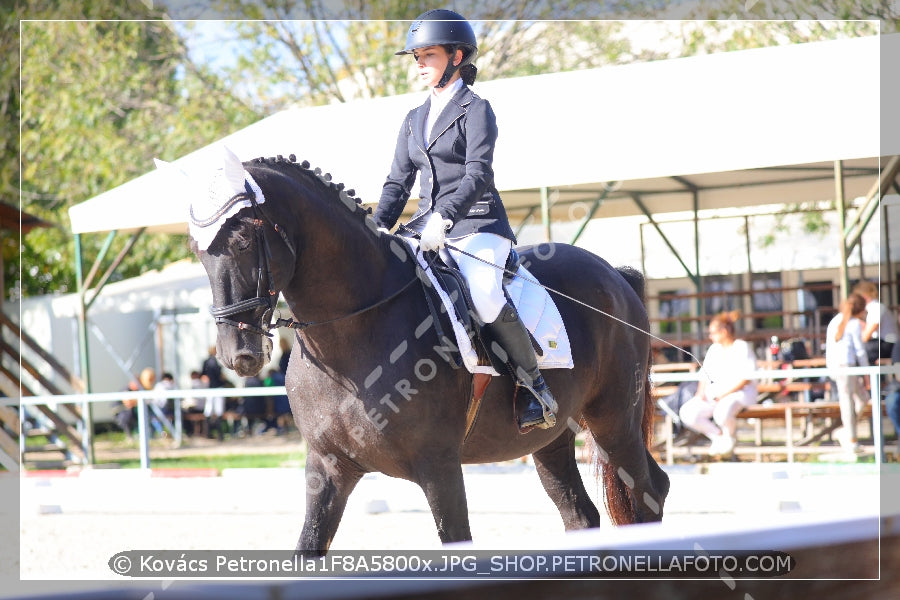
248, 154, 377, 231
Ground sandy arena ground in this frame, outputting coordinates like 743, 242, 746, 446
4, 429, 899, 598
14, 463, 893, 572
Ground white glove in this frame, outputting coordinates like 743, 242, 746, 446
377, 227, 391, 234
419, 212, 451, 252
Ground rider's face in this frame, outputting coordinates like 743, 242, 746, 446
413, 46, 459, 89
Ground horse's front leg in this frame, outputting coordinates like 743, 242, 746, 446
416, 459, 472, 543
296, 449, 364, 556
532, 429, 602, 530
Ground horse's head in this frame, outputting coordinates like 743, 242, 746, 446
176, 148, 298, 377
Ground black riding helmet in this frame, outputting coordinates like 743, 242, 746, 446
396, 9, 478, 88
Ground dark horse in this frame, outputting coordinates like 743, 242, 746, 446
187, 149, 670, 554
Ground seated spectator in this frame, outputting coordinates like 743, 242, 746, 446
114, 380, 140, 440
679, 311, 758, 458
182, 370, 208, 437
151, 370, 176, 438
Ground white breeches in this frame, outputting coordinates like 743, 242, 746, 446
442, 233, 512, 324
678, 387, 757, 439
203, 395, 225, 418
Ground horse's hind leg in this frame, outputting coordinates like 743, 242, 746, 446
296, 450, 364, 556
416, 459, 472, 543
532, 429, 602, 530
598, 436, 670, 524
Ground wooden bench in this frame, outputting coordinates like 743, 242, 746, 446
655, 400, 881, 464
734, 401, 878, 462
182, 411, 208, 437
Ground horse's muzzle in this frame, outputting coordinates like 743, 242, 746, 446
230, 351, 268, 377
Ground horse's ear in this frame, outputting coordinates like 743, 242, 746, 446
222, 146, 246, 195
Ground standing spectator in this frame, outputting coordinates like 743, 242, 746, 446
826, 293, 869, 453
679, 311, 758, 458
853, 280, 898, 364
264, 369, 291, 435
201, 345, 224, 389
886, 382, 900, 458
241, 375, 267, 436
278, 336, 292, 376
201, 346, 226, 439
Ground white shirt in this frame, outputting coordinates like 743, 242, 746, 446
825, 313, 868, 368
865, 299, 899, 343
701, 339, 758, 399
424, 78, 464, 143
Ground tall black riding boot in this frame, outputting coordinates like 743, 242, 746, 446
486, 303, 558, 432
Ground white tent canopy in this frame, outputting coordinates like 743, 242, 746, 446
68, 34, 893, 236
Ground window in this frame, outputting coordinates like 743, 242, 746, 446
658, 289, 691, 362
701, 275, 742, 317
751, 273, 783, 330
803, 280, 834, 329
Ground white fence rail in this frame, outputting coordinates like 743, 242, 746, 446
4, 365, 898, 469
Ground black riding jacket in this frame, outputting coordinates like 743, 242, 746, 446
374, 84, 517, 243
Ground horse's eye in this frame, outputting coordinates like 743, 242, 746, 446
236, 236, 252, 251
233, 227, 254, 252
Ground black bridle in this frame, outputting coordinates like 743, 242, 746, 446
194, 185, 295, 338
196, 183, 427, 338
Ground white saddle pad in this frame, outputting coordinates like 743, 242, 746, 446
406, 239, 574, 375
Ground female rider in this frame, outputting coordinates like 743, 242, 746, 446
373, 9, 556, 433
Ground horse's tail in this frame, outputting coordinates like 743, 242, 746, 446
599, 265, 655, 525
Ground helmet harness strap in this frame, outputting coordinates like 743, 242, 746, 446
436, 44, 460, 89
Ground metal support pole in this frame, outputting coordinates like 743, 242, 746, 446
81, 231, 116, 290
569, 185, 614, 245
137, 398, 150, 469
540, 187, 552, 243
872, 374, 882, 468
744, 215, 753, 321
632, 195, 698, 285
692, 190, 703, 332
639, 222, 646, 278
74, 234, 95, 464
514, 206, 537, 239
835, 160, 849, 299
883, 201, 894, 307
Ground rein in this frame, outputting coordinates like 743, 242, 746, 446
202, 188, 433, 336
270, 255, 433, 332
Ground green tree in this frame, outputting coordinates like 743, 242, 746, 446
186, 1, 641, 112
0, 5, 22, 302
12, 0, 895, 301
667, 0, 898, 33
15, 2, 261, 301
177, 0, 887, 116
